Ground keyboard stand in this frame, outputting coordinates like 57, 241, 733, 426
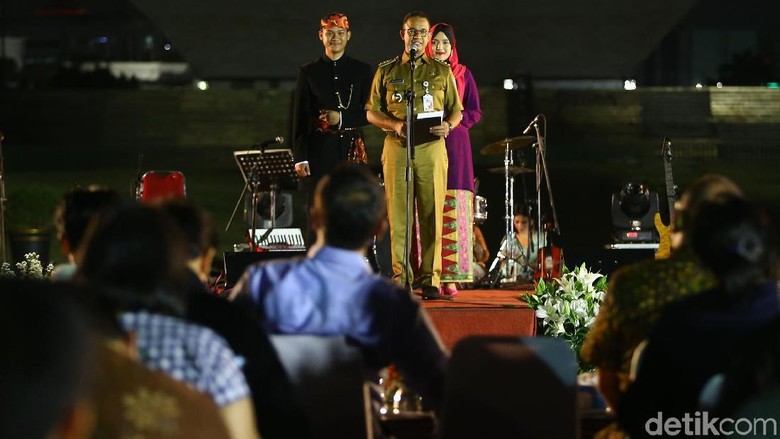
226, 148, 299, 249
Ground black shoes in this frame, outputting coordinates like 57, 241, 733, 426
421, 285, 454, 301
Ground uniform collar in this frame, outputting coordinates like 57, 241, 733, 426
401, 52, 431, 66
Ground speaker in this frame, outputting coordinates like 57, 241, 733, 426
243, 191, 293, 228
223, 250, 306, 288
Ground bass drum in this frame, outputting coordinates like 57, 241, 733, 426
474, 195, 488, 225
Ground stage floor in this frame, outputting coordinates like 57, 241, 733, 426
417, 287, 538, 350
419, 286, 535, 309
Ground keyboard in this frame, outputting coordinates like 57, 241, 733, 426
251, 228, 306, 251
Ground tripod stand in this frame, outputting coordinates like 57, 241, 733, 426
226, 148, 298, 248
480, 135, 536, 286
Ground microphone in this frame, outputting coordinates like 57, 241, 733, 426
522, 115, 540, 135
409, 42, 420, 59
256, 136, 284, 150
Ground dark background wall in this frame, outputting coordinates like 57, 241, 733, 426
1, 86, 777, 264
2, 0, 779, 266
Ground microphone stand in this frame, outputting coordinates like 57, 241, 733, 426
402, 50, 417, 292
531, 115, 561, 246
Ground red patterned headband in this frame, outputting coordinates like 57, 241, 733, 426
321, 14, 350, 30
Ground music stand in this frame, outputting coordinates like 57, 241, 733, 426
226, 148, 298, 249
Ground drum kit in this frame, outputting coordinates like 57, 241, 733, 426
478, 115, 561, 285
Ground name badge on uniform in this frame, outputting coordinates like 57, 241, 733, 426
422, 81, 434, 112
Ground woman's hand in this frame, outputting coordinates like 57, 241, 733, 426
429, 121, 452, 138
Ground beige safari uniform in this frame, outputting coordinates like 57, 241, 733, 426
366, 53, 463, 287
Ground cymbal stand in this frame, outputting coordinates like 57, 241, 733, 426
503, 139, 517, 265
488, 139, 522, 286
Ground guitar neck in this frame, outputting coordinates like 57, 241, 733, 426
664, 161, 675, 223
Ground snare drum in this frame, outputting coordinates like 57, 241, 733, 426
474, 195, 488, 224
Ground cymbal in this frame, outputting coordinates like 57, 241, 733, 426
486, 165, 534, 175
480, 136, 535, 155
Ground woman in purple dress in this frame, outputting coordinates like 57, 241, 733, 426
426, 23, 482, 296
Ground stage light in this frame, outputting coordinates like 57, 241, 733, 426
695, 83, 703, 89
716, 82, 723, 88
623, 79, 636, 91
611, 182, 660, 243
767, 82, 779, 89
503, 79, 517, 90
163, 43, 172, 51
196, 80, 208, 91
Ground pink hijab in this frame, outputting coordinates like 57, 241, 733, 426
425, 23, 467, 103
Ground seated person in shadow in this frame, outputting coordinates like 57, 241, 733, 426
713, 315, 780, 420
230, 163, 448, 411
618, 196, 779, 438
0, 278, 96, 439
52, 186, 122, 280
64, 281, 232, 439
75, 202, 261, 439
161, 199, 311, 439
581, 175, 743, 414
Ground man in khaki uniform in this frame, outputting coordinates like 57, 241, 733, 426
366, 10, 463, 299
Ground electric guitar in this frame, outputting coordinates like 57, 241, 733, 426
654, 138, 675, 259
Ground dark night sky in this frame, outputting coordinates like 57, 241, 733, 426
7, 0, 780, 85
127, 0, 698, 83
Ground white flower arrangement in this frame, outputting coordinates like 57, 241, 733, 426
522, 263, 607, 372
0, 252, 55, 279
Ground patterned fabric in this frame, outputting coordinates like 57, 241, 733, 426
581, 247, 717, 394
320, 13, 349, 30
120, 311, 251, 407
580, 248, 717, 439
441, 190, 473, 282
348, 130, 368, 164
93, 345, 231, 439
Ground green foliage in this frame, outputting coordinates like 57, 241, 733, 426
522, 263, 608, 372
5, 184, 61, 229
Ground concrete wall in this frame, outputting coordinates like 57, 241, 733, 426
1, 86, 777, 255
